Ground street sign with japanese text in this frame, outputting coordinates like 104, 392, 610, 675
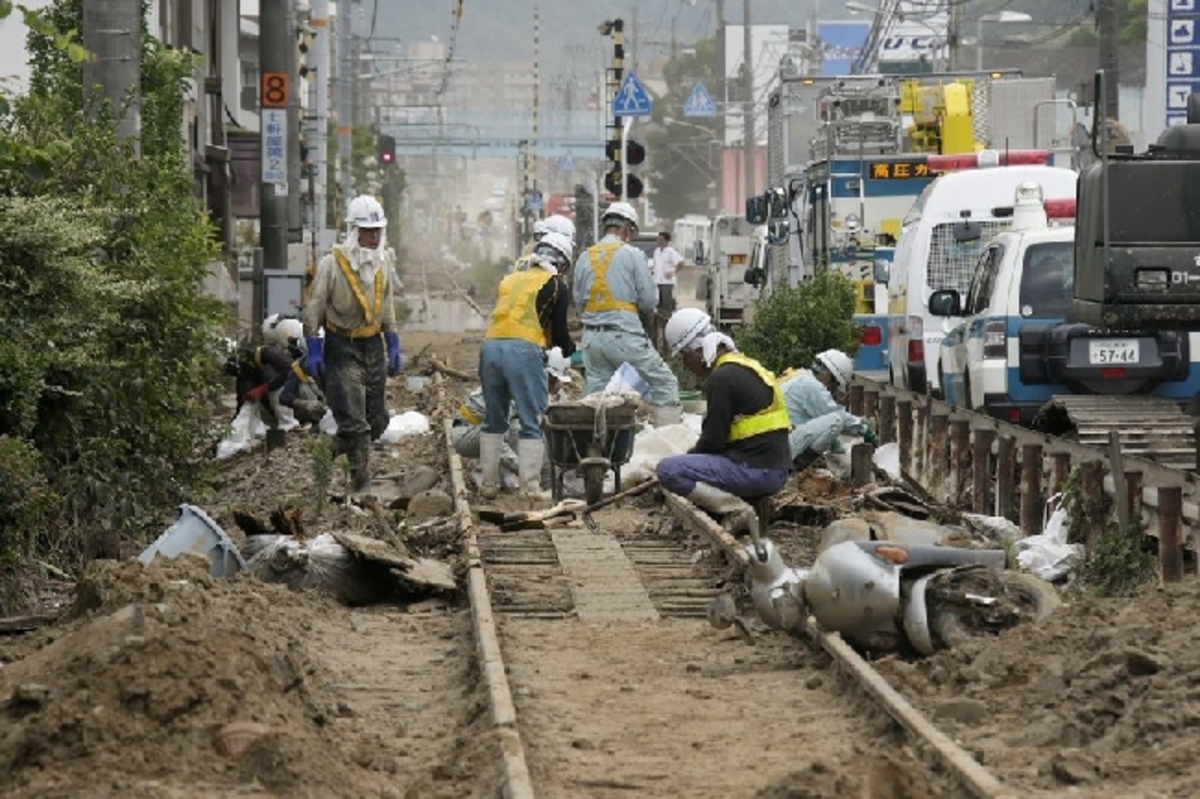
261, 108, 287, 185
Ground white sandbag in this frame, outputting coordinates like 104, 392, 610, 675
318, 408, 338, 435
377, 410, 431, 444
872, 442, 901, 481
216, 402, 264, 460
1016, 494, 1083, 582
607, 423, 699, 489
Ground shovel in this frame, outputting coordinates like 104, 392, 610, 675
478, 477, 660, 531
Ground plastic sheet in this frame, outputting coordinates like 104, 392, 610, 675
1016, 494, 1084, 582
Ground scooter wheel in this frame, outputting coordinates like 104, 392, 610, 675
929, 569, 1061, 650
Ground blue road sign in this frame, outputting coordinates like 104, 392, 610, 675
525, 191, 543, 213
1165, 2, 1200, 128
559, 152, 577, 171
613, 71, 653, 117
1169, 17, 1200, 47
683, 81, 718, 117
1172, 0, 1196, 14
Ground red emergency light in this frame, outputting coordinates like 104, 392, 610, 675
926, 149, 1051, 172
1043, 198, 1076, 219
860, 325, 883, 346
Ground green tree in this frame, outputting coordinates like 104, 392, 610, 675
0, 0, 228, 604
736, 272, 861, 375
644, 38, 721, 224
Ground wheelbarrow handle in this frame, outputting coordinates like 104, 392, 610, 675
580, 476, 659, 514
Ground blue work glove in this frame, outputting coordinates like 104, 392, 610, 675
863, 426, 880, 447
385, 331, 402, 376
305, 337, 325, 383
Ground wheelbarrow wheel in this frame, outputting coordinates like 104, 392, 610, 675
580, 456, 609, 506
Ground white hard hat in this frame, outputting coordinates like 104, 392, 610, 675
262, 314, 303, 348
540, 214, 576, 240
815, 349, 854, 392
545, 346, 573, 382
534, 231, 574, 265
346, 195, 387, 229
602, 201, 639, 230
664, 307, 713, 356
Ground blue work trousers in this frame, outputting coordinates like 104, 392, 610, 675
581, 328, 680, 407
479, 338, 548, 440
656, 452, 788, 498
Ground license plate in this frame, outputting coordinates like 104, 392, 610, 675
1088, 339, 1139, 365
729, 254, 747, 265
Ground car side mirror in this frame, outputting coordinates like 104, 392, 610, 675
767, 187, 788, 220
873, 258, 890, 284
928, 289, 961, 317
767, 219, 789, 246
746, 196, 768, 225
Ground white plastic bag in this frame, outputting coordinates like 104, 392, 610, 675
607, 423, 699, 489
1016, 493, 1083, 582
215, 402, 266, 460
377, 410, 431, 443
604, 362, 650, 399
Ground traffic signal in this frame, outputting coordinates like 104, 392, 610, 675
377, 134, 396, 165
604, 169, 643, 199
604, 138, 645, 165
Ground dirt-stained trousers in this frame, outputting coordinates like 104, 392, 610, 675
324, 332, 389, 442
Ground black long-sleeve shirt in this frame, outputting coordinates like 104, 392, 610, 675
692, 361, 791, 472
536, 275, 576, 357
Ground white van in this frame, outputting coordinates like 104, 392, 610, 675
884, 151, 1077, 394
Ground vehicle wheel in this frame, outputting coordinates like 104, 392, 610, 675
582, 462, 606, 505
927, 568, 1060, 650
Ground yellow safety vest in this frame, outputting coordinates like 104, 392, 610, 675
486, 269, 554, 346
326, 250, 385, 338
583, 241, 638, 314
457, 403, 481, 426
714, 352, 792, 443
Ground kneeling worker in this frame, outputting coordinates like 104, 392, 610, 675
779, 350, 877, 470
655, 308, 791, 536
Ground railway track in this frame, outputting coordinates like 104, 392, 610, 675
441, 418, 1028, 798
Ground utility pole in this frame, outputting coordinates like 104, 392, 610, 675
532, 3, 541, 220
742, 0, 754, 208
336, 0, 353, 228
1098, 0, 1120, 119
716, 0, 725, 213
259, 0, 289, 331
82, 0, 141, 156
947, 0, 961, 71
287, 0, 302, 245
311, 0, 331, 257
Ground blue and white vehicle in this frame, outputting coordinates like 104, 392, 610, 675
933, 182, 1200, 425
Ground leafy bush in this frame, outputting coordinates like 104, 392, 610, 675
0, 0, 230, 606
736, 271, 861, 375
0, 435, 59, 614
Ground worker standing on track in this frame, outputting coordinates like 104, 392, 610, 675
478, 231, 576, 501
303, 195, 402, 495
779, 350, 877, 471
572, 202, 681, 426
656, 308, 791, 538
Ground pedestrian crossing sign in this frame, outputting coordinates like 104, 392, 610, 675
613, 71, 653, 117
683, 81, 718, 117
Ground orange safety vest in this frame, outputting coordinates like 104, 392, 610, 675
486, 269, 554, 347
326, 250, 385, 338
583, 241, 638, 314
714, 352, 792, 442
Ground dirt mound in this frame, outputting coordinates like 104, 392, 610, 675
753, 747, 946, 798
0, 555, 404, 798
877, 580, 1200, 796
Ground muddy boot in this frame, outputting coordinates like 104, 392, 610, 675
518, 438, 550, 504
347, 433, 372, 495
687, 482, 757, 539
479, 432, 503, 500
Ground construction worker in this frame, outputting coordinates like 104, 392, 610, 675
779, 350, 877, 470
478, 231, 576, 500
225, 315, 326, 427
303, 195, 402, 494
453, 345, 575, 486
572, 201, 681, 425
656, 308, 791, 537
513, 214, 576, 272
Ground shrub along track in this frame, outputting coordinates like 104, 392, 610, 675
442, 420, 1023, 799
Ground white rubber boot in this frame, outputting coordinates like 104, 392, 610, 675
518, 438, 550, 503
652, 404, 683, 427
687, 482, 758, 539
479, 432, 503, 500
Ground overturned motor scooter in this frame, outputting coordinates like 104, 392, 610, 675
712, 524, 1059, 655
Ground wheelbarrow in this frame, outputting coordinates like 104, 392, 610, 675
542, 401, 639, 505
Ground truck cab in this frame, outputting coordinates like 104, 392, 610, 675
934, 182, 1200, 424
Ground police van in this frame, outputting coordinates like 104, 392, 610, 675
933, 182, 1200, 423
883, 150, 1077, 395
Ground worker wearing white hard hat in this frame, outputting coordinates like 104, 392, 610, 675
572, 201, 681, 425
655, 308, 791, 538
302, 194, 403, 494
477, 227, 577, 501
515, 215, 576, 273
778, 350, 875, 471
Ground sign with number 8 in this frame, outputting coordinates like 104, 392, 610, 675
261, 72, 289, 108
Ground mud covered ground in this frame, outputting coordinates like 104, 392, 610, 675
6, 330, 1199, 798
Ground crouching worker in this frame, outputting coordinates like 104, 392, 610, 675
655, 308, 791, 537
478, 231, 576, 501
226, 315, 326, 427
779, 349, 876, 471
451, 387, 521, 482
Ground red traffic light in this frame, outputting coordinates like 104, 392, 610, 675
377, 134, 396, 165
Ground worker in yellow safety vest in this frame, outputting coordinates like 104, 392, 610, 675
477, 232, 576, 501
571, 201, 681, 426
655, 308, 792, 539
302, 195, 402, 494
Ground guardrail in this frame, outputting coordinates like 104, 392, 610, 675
850, 379, 1195, 582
